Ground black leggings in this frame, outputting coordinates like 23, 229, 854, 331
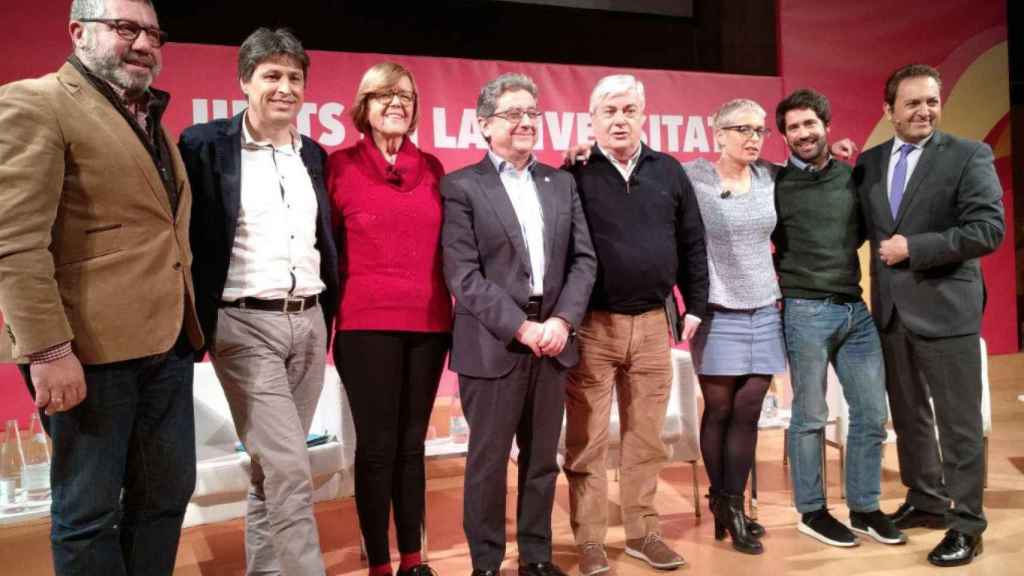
698, 374, 772, 495
334, 330, 450, 566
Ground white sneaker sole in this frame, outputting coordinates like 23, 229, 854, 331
798, 520, 859, 547
624, 547, 686, 570
850, 523, 908, 545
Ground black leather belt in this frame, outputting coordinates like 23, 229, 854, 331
523, 296, 542, 321
221, 294, 319, 313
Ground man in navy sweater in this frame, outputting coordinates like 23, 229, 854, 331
562, 74, 708, 574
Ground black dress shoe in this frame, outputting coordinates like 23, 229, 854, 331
519, 562, 568, 576
471, 571, 499, 576
888, 502, 945, 530
928, 530, 983, 567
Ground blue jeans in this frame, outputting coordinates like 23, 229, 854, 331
784, 298, 887, 514
23, 343, 196, 575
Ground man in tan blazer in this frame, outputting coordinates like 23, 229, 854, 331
0, 0, 202, 573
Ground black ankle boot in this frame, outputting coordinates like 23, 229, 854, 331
712, 493, 764, 555
707, 489, 764, 539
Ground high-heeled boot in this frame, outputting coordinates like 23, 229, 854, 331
712, 493, 764, 554
707, 489, 765, 539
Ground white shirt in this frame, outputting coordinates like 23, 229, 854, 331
598, 142, 642, 181
887, 133, 933, 201
489, 151, 545, 296
222, 114, 326, 301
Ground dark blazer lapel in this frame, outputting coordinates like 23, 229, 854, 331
894, 131, 943, 228
59, 63, 174, 219
535, 165, 559, 279
875, 139, 896, 231
474, 156, 531, 271
217, 113, 244, 246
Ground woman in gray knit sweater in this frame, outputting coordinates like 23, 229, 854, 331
682, 98, 784, 555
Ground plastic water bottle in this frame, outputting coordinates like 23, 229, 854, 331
21, 413, 51, 502
449, 389, 469, 444
761, 391, 779, 421
1, 419, 26, 511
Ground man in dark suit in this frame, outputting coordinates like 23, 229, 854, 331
178, 28, 338, 576
441, 73, 597, 576
852, 63, 1004, 567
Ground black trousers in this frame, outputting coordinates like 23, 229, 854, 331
460, 353, 567, 571
334, 330, 450, 565
880, 312, 987, 535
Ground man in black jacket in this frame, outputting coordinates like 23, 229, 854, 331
178, 28, 338, 576
562, 74, 708, 574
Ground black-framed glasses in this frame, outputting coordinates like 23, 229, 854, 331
490, 108, 543, 124
722, 125, 771, 139
369, 90, 416, 106
78, 18, 169, 47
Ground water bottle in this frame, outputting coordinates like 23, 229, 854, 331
22, 413, 51, 502
761, 390, 779, 421
1, 419, 26, 511
449, 388, 469, 444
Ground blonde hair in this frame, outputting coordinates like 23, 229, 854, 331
350, 62, 420, 135
713, 98, 766, 130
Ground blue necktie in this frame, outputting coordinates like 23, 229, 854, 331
889, 143, 914, 219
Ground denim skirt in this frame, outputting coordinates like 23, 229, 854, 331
690, 304, 787, 376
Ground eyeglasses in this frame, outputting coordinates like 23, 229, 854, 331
78, 18, 168, 47
490, 108, 543, 124
722, 125, 771, 139
369, 90, 416, 106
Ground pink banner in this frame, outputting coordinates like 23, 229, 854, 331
778, 0, 1017, 355
159, 44, 786, 167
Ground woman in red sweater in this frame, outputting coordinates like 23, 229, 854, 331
326, 62, 451, 576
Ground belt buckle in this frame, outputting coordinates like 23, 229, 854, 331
284, 298, 305, 313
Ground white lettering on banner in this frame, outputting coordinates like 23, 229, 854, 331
684, 115, 712, 153
192, 99, 348, 147
457, 109, 488, 150
317, 102, 346, 147
709, 115, 721, 152
546, 111, 574, 150
193, 100, 720, 154
296, 103, 317, 138
661, 115, 684, 152
433, 107, 457, 148
647, 115, 661, 150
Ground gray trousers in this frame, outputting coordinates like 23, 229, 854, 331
881, 312, 987, 536
210, 304, 327, 576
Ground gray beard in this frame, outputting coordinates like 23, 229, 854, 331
78, 44, 160, 97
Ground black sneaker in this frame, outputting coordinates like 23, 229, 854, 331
798, 508, 858, 547
850, 510, 907, 545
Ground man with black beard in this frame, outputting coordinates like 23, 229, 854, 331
772, 89, 905, 549
0, 0, 202, 573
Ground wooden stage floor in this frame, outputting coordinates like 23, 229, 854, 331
2, 354, 1022, 575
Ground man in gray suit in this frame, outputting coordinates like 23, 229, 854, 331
852, 63, 1004, 567
441, 72, 597, 576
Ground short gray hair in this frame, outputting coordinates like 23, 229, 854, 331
70, 0, 106, 19
589, 74, 645, 113
713, 98, 766, 129
238, 28, 310, 82
476, 73, 538, 118
70, 0, 154, 20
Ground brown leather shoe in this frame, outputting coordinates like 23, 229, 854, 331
624, 533, 686, 570
578, 543, 611, 576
